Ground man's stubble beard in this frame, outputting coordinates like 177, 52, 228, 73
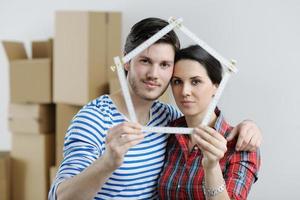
129, 77, 169, 101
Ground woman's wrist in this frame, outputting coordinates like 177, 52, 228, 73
202, 157, 219, 170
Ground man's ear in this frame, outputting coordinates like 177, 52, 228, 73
123, 51, 130, 71
124, 63, 130, 71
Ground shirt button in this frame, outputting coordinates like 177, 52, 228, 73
178, 185, 180, 189
194, 146, 199, 150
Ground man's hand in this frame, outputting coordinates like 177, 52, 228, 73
103, 122, 144, 170
227, 120, 262, 151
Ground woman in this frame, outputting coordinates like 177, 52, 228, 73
158, 45, 260, 200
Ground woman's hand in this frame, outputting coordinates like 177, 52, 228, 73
192, 126, 227, 169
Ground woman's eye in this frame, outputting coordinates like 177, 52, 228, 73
171, 79, 181, 85
191, 79, 202, 86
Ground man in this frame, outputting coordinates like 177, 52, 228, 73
49, 18, 262, 200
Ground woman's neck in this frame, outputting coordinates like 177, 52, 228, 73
185, 112, 217, 128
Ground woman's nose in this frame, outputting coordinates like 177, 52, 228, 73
182, 83, 191, 96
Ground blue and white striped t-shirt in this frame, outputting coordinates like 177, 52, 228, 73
49, 95, 181, 200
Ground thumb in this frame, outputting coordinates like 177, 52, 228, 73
227, 126, 238, 141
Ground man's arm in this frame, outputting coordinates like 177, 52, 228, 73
51, 122, 144, 200
227, 120, 262, 151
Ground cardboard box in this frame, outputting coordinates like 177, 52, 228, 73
56, 104, 81, 165
109, 78, 121, 94
2, 40, 53, 103
107, 13, 122, 79
0, 152, 10, 200
9, 103, 55, 134
54, 11, 122, 105
11, 133, 54, 200
49, 166, 59, 186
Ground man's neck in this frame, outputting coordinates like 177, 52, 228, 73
110, 91, 154, 126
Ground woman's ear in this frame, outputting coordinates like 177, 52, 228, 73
212, 84, 219, 97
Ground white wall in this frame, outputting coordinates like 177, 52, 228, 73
1, 0, 299, 199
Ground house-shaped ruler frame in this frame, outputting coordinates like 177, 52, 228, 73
113, 17, 238, 134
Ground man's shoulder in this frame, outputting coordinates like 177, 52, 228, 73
154, 100, 179, 113
78, 94, 120, 119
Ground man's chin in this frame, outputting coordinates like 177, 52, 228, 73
139, 91, 162, 101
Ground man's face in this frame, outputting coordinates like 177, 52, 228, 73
125, 43, 175, 101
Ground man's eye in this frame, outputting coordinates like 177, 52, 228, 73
161, 62, 171, 69
140, 59, 150, 64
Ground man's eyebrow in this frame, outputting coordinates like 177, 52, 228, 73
138, 55, 151, 59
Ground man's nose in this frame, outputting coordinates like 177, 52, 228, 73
146, 64, 159, 79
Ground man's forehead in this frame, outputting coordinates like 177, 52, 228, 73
137, 44, 175, 62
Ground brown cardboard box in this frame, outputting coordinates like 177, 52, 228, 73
54, 11, 122, 105
0, 152, 10, 200
56, 104, 81, 165
9, 103, 55, 134
32, 39, 53, 59
49, 166, 58, 186
109, 78, 121, 94
107, 13, 122, 79
11, 133, 54, 200
2, 40, 53, 103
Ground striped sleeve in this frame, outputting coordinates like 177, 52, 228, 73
226, 149, 261, 200
48, 104, 107, 200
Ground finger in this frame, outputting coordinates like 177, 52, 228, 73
193, 134, 225, 159
109, 133, 144, 153
201, 126, 227, 143
243, 134, 259, 151
226, 126, 238, 141
194, 127, 227, 152
193, 128, 227, 153
236, 127, 252, 151
121, 134, 145, 150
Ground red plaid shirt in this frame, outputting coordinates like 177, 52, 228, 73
158, 110, 260, 200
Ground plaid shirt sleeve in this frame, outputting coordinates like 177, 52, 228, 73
225, 148, 261, 200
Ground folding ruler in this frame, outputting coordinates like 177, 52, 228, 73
113, 17, 238, 134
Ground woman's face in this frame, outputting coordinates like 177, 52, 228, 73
171, 59, 218, 117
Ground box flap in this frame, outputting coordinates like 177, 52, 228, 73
2, 41, 27, 61
32, 39, 53, 59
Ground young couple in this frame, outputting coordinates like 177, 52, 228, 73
49, 17, 261, 200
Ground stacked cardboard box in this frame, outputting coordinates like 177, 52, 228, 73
53, 11, 122, 168
2, 39, 55, 200
54, 11, 122, 105
2, 11, 122, 199
12, 134, 54, 200
3, 40, 52, 103
0, 152, 10, 200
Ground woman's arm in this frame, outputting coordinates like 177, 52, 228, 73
193, 125, 260, 200
192, 126, 231, 200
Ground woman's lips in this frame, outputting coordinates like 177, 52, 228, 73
180, 100, 195, 107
